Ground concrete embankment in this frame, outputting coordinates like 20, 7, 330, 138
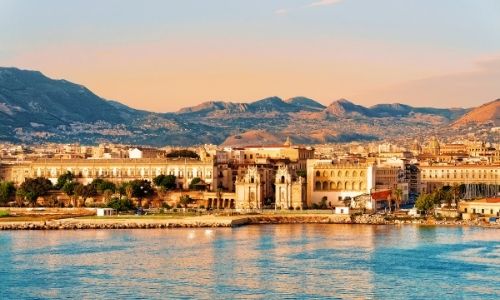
0, 214, 395, 230
0, 215, 248, 230
245, 214, 388, 225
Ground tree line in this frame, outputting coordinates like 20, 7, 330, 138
0, 172, 206, 210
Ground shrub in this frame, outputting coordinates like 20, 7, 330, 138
107, 197, 135, 212
0, 210, 9, 217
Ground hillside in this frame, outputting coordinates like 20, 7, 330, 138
452, 99, 500, 127
0, 67, 493, 146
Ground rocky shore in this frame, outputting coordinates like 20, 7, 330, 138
0, 214, 498, 230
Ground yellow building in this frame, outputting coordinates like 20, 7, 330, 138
0, 158, 217, 190
419, 164, 500, 193
459, 198, 500, 218
306, 160, 375, 207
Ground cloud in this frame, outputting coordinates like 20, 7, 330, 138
274, 8, 289, 15
307, 0, 343, 7
276, 0, 342, 16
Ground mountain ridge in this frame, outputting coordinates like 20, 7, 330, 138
0, 67, 496, 146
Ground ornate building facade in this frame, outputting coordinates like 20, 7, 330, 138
274, 165, 306, 210
235, 166, 264, 210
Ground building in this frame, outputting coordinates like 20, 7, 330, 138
424, 136, 441, 156
459, 198, 500, 218
97, 208, 116, 216
419, 163, 500, 193
128, 147, 166, 159
227, 138, 314, 171
0, 158, 217, 190
274, 165, 306, 210
306, 160, 375, 207
235, 166, 265, 210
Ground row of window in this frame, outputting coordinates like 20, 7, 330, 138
423, 174, 498, 179
423, 169, 498, 173
315, 170, 365, 178
314, 181, 365, 191
464, 208, 500, 216
33, 168, 212, 179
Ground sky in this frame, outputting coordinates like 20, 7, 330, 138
1, 0, 499, 112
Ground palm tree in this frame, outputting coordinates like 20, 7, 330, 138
392, 188, 403, 211
451, 184, 461, 208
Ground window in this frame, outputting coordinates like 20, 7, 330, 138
322, 182, 328, 190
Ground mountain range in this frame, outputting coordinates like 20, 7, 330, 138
0, 67, 497, 146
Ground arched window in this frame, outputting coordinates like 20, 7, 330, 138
345, 171, 350, 177
338, 171, 342, 177
330, 182, 336, 190
315, 181, 321, 190
323, 171, 328, 177
337, 181, 342, 189
360, 171, 365, 177
331, 171, 334, 177
280, 176, 285, 184
316, 171, 321, 177
344, 182, 349, 190
352, 171, 357, 177
322, 181, 328, 190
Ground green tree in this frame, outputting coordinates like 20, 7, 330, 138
62, 181, 77, 196
296, 170, 307, 178
128, 180, 154, 198
189, 177, 204, 190
153, 174, 177, 190
17, 178, 53, 206
55, 171, 74, 189
451, 184, 461, 207
167, 149, 200, 159
392, 188, 403, 211
90, 179, 116, 194
415, 194, 435, 214
0, 181, 16, 205
107, 197, 135, 212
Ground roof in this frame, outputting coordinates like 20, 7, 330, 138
371, 189, 391, 201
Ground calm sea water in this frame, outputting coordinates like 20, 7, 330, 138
0, 225, 499, 299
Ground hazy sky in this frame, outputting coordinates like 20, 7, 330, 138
1, 0, 499, 112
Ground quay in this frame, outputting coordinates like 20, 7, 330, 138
1, 212, 498, 230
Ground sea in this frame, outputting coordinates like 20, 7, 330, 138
0, 224, 499, 299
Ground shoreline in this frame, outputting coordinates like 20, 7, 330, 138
0, 214, 498, 230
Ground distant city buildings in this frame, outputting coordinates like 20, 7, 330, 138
0, 136, 498, 211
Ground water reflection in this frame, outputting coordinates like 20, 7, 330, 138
0, 225, 498, 299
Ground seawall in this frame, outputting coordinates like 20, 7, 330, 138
1, 213, 498, 230
0, 214, 395, 230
